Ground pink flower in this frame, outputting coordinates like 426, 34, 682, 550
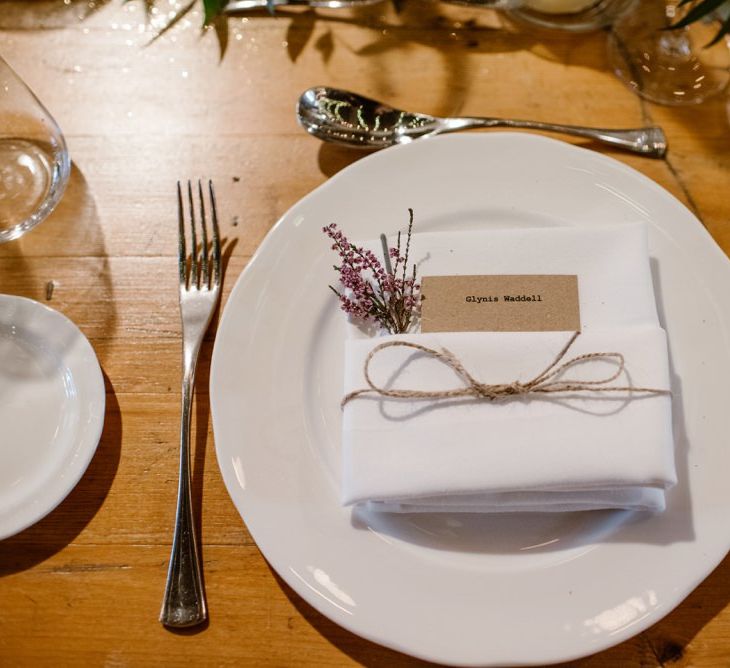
324, 211, 420, 334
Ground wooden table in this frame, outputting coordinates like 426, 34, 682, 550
1, 1, 729, 665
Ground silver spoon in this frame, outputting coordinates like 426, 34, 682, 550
297, 86, 667, 157
224, 0, 384, 12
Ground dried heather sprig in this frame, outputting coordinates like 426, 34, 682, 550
323, 209, 421, 334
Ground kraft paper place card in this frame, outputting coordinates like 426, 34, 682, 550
420, 275, 580, 333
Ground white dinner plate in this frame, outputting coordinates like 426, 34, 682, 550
0, 294, 105, 540
210, 134, 730, 666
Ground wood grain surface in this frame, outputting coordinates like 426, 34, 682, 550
1, 1, 729, 665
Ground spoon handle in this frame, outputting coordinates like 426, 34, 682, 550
224, 0, 308, 9
224, 0, 383, 11
444, 117, 667, 158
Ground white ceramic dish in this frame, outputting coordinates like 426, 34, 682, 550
0, 294, 105, 540
210, 134, 730, 666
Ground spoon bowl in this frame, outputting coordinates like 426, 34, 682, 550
297, 87, 442, 149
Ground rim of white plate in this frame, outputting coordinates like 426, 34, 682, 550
211, 133, 730, 666
0, 294, 105, 541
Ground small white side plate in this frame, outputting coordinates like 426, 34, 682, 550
0, 294, 105, 540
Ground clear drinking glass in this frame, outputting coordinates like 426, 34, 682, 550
608, 0, 730, 105
0, 55, 70, 242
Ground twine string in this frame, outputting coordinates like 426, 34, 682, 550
342, 332, 670, 408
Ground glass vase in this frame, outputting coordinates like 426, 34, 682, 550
607, 0, 730, 105
0, 55, 70, 242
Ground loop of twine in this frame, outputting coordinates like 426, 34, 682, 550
341, 332, 671, 408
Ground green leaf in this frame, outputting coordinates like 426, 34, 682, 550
202, 0, 228, 25
212, 14, 229, 60
670, 0, 726, 30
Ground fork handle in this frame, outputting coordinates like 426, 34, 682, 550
160, 346, 207, 628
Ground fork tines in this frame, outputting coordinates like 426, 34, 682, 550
177, 179, 222, 291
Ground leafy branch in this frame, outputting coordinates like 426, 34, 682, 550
670, 0, 730, 47
139, 0, 730, 49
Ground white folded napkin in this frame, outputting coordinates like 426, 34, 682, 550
341, 223, 676, 513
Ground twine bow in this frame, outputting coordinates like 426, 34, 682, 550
341, 332, 670, 408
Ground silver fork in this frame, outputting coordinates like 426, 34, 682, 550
160, 180, 222, 628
